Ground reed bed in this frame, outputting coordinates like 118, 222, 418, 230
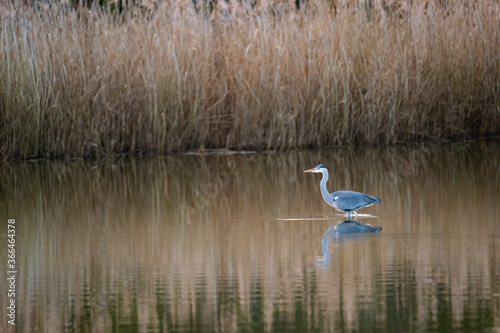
1, 0, 499, 159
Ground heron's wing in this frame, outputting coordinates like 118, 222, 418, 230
331, 191, 381, 211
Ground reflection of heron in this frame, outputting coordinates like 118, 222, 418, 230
319, 220, 382, 268
304, 164, 381, 219
330, 220, 382, 235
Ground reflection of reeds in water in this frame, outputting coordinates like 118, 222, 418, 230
0, 143, 499, 331
1, 2, 500, 159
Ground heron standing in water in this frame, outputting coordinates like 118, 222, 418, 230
304, 164, 381, 219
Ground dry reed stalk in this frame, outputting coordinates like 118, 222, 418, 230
0, 0, 499, 159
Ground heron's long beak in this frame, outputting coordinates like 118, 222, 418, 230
303, 168, 315, 173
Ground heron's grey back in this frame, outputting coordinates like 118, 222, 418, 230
331, 190, 381, 211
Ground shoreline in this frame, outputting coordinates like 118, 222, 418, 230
3, 137, 499, 162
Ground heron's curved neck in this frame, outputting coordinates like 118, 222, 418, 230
320, 170, 332, 204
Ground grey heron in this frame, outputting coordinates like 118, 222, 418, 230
304, 164, 381, 219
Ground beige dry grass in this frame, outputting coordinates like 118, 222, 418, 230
1, 0, 499, 159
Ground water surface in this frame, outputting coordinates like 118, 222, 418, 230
1, 143, 499, 332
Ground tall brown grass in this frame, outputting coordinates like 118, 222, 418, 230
1, 0, 499, 159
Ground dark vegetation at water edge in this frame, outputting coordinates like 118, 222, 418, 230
1, 1, 499, 160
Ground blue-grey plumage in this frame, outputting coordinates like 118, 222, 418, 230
304, 164, 381, 219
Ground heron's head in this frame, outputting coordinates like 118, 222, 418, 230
303, 164, 327, 173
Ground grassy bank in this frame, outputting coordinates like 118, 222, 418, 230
1, 1, 499, 159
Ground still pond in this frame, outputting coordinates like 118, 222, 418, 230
1, 142, 499, 332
